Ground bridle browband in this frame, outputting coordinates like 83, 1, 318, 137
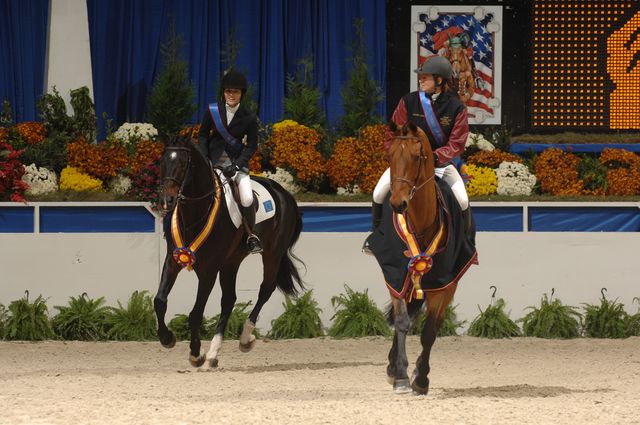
391, 135, 435, 200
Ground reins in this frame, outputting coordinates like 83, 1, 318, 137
391, 136, 435, 201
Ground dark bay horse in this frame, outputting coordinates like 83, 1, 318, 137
155, 134, 304, 368
368, 122, 476, 395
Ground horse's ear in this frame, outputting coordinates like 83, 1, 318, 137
388, 121, 397, 133
406, 121, 418, 135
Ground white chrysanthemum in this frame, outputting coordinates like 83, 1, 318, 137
22, 163, 58, 195
337, 185, 361, 196
496, 161, 536, 196
113, 123, 158, 146
465, 132, 495, 152
108, 174, 132, 195
263, 168, 301, 194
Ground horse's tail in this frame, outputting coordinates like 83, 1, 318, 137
385, 297, 425, 325
275, 208, 306, 297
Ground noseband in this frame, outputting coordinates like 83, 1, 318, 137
391, 136, 435, 200
163, 146, 216, 203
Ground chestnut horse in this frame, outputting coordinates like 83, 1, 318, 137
155, 134, 305, 368
368, 122, 476, 395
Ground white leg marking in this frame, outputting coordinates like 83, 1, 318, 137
239, 320, 255, 345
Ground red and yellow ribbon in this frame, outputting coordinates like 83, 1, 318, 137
170, 181, 222, 270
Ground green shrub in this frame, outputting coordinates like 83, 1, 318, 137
519, 293, 582, 339
106, 291, 157, 341
168, 313, 211, 341
284, 57, 326, 130
3, 291, 54, 341
208, 302, 260, 340
269, 291, 324, 339
69, 86, 96, 142
626, 298, 640, 337
52, 293, 110, 340
410, 304, 466, 337
0, 303, 8, 338
468, 298, 521, 338
583, 291, 629, 338
328, 285, 390, 338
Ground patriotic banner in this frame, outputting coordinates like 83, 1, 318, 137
410, 6, 503, 125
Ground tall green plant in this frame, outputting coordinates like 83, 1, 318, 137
583, 289, 628, 338
284, 57, 326, 129
410, 304, 466, 337
69, 87, 96, 142
468, 297, 521, 339
147, 24, 196, 135
3, 291, 54, 341
0, 303, 8, 338
38, 86, 74, 136
168, 313, 212, 341
106, 290, 157, 341
1, 100, 13, 127
269, 291, 324, 339
329, 285, 390, 337
52, 293, 110, 340
519, 291, 582, 338
208, 302, 260, 340
339, 19, 383, 138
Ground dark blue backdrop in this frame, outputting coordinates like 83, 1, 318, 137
0, 0, 49, 122
86, 0, 386, 134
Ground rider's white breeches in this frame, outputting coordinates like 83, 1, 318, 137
373, 165, 469, 211
234, 172, 253, 207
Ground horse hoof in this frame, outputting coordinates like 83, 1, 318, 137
161, 332, 176, 349
386, 374, 395, 386
411, 381, 429, 396
207, 357, 219, 368
239, 335, 256, 353
198, 357, 218, 371
394, 379, 412, 395
189, 354, 206, 368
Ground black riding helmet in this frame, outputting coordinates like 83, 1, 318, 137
221, 69, 248, 95
414, 55, 453, 80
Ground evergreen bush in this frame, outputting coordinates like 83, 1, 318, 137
52, 293, 110, 341
3, 291, 55, 341
269, 291, 324, 339
519, 292, 582, 338
105, 290, 157, 341
284, 57, 326, 130
147, 25, 196, 135
339, 19, 383, 138
328, 285, 390, 337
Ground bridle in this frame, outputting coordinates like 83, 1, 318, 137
391, 135, 435, 200
162, 146, 216, 204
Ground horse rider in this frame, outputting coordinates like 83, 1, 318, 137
197, 69, 262, 254
364, 55, 471, 252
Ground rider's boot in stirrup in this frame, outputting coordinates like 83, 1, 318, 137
362, 201, 383, 255
242, 205, 263, 254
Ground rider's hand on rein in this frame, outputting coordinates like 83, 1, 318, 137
223, 163, 239, 179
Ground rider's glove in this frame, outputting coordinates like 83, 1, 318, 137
223, 163, 239, 179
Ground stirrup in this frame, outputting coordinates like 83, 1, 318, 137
246, 234, 263, 254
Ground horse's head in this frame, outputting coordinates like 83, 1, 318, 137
160, 133, 192, 213
388, 122, 435, 214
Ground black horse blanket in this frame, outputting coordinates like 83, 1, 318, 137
366, 179, 478, 299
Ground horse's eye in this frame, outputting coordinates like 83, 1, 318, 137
415, 155, 421, 161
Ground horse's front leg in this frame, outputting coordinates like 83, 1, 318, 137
187, 269, 219, 368
201, 257, 243, 370
386, 332, 398, 384
390, 296, 411, 394
412, 282, 458, 395
154, 254, 181, 348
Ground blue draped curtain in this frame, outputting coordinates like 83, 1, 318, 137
0, 0, 49, 122
87, 0, 385, 134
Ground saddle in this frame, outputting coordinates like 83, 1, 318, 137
214, 169, 276, 229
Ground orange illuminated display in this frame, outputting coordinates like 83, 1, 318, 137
532, 0, 640, 129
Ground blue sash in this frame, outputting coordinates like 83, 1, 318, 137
208, 103, 243, 153
418, 91, 447, 147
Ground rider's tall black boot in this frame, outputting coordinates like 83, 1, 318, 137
242, 205, 263, 254
362, 201, 383, 255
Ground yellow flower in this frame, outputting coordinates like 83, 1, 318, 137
59, 167, 103, 192
466, 164, 497, 197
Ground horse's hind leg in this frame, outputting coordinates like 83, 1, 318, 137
240, 253, 280, 352
390, 296, 411, 394
154, 254, 181, 348
202, 256, 243, 369
412, 282, 458, 395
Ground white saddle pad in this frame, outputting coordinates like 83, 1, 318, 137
215, 170, 276, 228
